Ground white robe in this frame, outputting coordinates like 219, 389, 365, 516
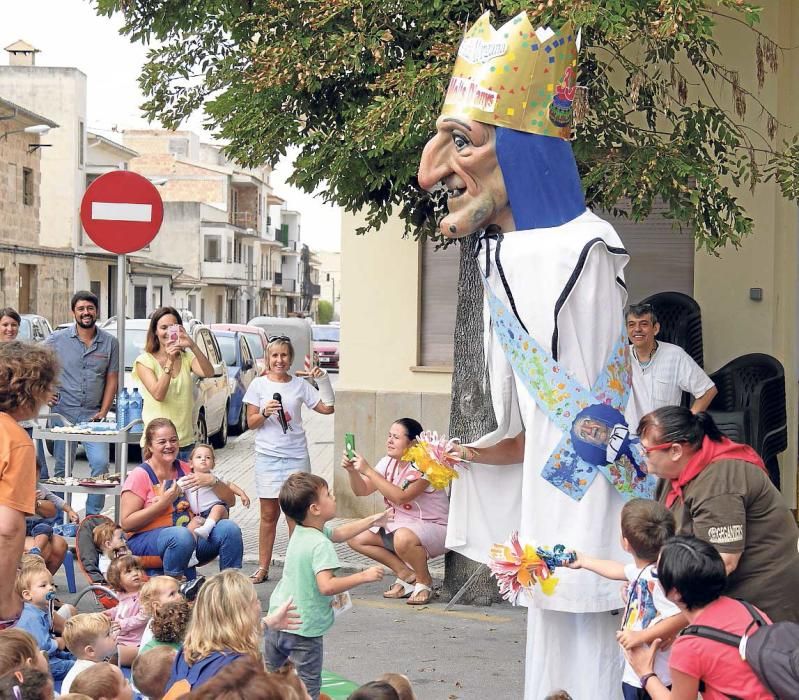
446, 210, 632, 699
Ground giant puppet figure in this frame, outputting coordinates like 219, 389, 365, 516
417, 12, 655, 699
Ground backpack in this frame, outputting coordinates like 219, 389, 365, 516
679, 599, 799, 699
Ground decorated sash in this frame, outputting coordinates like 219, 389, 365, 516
482, 277, 655, 501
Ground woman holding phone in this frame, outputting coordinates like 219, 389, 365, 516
242, 336, 335, 583
342, 418, 449, 605
133, 307, 215, 461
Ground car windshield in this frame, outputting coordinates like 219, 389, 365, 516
18, 319, 32, 340
216, 336, 238, 366
242, 333, 264, 359
313, 326, 340, 342
104, 328, 147, 370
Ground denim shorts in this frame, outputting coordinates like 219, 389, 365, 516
254, 453, 310, 499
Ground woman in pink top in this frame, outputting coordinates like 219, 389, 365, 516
342, 418, 449, 606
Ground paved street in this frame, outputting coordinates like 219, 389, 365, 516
49, 388, 526, 699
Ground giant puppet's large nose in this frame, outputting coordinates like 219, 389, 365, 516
417, 135, 451, 192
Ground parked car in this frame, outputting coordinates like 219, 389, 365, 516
212, 330, 259, 434
211, 324, 269, 375
312, 324, 340, 372
247, 316, 316, 376
103, 319, 231, 448
19, 314, 54, 342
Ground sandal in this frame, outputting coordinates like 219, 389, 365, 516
383, 578, 415, 599
407, 582, 436, 606
249, 567, 269, 584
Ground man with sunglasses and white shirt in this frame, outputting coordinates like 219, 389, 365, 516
625, 302, 717, 434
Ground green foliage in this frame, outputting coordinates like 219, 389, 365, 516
94, 0, 798, 253
317, 299, 334, 325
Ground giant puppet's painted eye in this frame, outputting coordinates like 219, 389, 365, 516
452, 132, 470, 150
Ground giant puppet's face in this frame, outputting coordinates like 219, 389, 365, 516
418, 116, 515, 238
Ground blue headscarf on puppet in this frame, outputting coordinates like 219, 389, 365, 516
495, 128, 586, 230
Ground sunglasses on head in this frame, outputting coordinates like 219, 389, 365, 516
268, 335, 291, 343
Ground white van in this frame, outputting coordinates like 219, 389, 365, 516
246, 316, 315, 375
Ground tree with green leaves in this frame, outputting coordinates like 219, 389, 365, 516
96, 0, 798, 601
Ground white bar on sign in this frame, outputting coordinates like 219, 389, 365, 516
92, 202, 153, 222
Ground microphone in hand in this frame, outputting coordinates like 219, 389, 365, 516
273, 392, 290, 434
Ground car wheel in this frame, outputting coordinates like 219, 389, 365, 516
197, 412, 208, 445
231, 404, 247, 436
211, 405, 229, 448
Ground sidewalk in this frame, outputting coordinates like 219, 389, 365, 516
207, 406, 446, 578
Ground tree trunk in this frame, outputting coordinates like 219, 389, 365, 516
443, 233, 503, 605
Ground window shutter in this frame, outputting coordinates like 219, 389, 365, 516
596, 199, 695, 303
419, 239, 460, 366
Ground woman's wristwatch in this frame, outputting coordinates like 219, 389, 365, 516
163, 363, 172, 375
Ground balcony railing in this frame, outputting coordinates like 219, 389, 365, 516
308, 283, 321, 296
232, 211, 258, 230
282, 278, 296, 293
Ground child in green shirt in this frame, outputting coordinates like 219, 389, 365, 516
265, 472, 387, 699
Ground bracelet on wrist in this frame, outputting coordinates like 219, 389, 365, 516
640, 672, 657, 690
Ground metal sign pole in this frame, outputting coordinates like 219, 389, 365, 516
115, 253, 127, 510
116, 252, 126, 396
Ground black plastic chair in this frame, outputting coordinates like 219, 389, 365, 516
707, 353, 787, 488
640, 291, 704, 368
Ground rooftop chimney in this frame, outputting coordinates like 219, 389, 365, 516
4, 40, 39, 66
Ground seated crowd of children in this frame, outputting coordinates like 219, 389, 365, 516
2, 475, 786, 700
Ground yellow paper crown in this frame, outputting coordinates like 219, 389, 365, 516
442, 12, 578, 139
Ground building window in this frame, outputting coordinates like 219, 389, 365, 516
134, 286, 147, 318
204, 236, 221, 262
22, 167, 33, 206
90, 281, 102, 315
78, 121, 85, 168
227, 241, 233, 264
168, 138, 189, 157
7, 164, 17, 203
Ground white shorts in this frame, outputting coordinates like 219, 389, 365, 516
254, 452, 311, 499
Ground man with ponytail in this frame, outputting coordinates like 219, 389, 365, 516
638, 406, 799, 623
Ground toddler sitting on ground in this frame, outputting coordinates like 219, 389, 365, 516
137, 575, 182, 652
140, 598, 191, 654
60, 613, 118, 694
104, 555, 148, 666
14, 561, 75, 681
132, 646, 177, 700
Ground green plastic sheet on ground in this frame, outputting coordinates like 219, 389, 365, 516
321, 669, 359, 698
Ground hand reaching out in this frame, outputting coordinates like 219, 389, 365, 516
296, 366, 326, 379
616, 628, 644, 651
361, 566, 385, 583
263, 597, 301, 631
370, 509, 393, 528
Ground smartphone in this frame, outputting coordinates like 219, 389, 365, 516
344, 433, 356, 460
168, 324, 179, 343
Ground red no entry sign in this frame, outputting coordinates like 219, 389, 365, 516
80, 171, 164, 254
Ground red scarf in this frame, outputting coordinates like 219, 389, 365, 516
665, 435, 766, 507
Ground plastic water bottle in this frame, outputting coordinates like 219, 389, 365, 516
116, 388, 130, 430
129, 388, 143, 433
